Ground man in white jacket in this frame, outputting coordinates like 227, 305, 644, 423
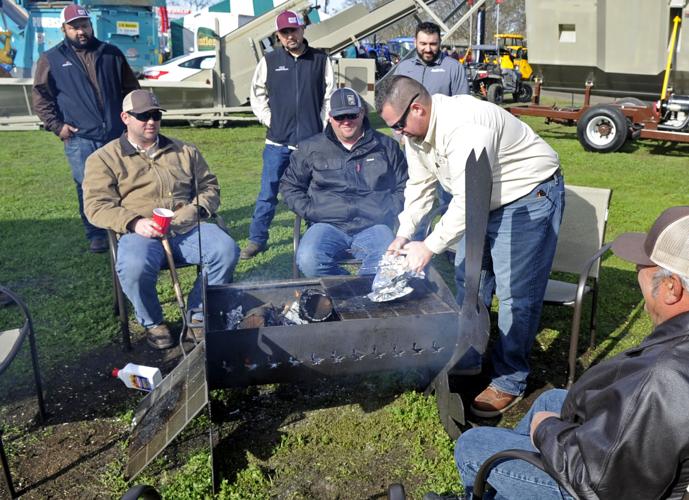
242, 10, 334, 260
376, 75, 564, 418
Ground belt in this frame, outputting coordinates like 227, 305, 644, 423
545, 168, 562, 182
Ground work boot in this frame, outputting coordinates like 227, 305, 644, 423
471, 385, 523, 418
145, 323, 176, 350
240, 241, 266, 260
89, 237, 109, 254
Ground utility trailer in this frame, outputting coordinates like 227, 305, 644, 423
510, 80, 689, 153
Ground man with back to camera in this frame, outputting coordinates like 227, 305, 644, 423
280, 88, 408, 277
376, 75, 564, 418
423, 207, 689, 500
83, 90, 239, 350
394, 21, 469, 235
32, 4, 139, 253
242, 9, 335, 260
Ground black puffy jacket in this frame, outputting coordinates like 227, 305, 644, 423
534, 311, 689, 499
280, 118, 408, 235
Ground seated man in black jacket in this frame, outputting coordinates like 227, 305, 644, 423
431, 206, 689, 500
280, 88, 408, 277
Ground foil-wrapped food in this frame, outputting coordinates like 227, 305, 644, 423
368, 253, 425, 302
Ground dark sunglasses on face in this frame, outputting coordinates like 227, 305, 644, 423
128, 110, 162, 122
390, 93, 420, 131
332, 113, 360, 122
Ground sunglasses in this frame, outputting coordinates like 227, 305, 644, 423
332, 113, 360, 122
127, 110, 162, 122
390, 93, 420, 131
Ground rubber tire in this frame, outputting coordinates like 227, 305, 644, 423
514, 83, 533, 103
388, 483, 406, 500
487, 83, 504, 104
576, 105, 628, 153
615, 97, 647, 107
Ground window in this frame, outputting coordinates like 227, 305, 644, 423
179, 56, 213, 69
559, 24, 576, 43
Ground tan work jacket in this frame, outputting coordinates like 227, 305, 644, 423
83, 133, 220, 235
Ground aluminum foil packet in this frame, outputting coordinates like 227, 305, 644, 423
367, 253, 425, 302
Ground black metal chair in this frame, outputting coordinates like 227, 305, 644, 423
0, 285, 47, 499
107, 230, 201, 351
473, 449, 689, 500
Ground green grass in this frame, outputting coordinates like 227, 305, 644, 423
1, 111, 688, 498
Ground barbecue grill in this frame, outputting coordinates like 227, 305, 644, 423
125, 149, 494, 490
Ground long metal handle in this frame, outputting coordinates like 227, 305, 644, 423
161, 237, 186, 315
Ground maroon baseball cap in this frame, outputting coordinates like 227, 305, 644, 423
60, 5, 90, 24
275, 10, 303, 31
611, 206, 689, 275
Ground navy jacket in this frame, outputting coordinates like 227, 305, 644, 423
265, 42, 328, 146
534, 311, 689, 499
33, 40, 136, 142
280, 118, 408, 235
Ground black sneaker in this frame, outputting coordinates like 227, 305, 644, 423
89, 237, 109, 254
145, 324, 176, 350
240, 241, 266, 260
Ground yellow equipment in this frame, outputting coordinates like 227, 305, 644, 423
1, 30, 14, 66
494, 33, 532, 80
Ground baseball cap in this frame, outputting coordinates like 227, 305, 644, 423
611, 206, 689, 276
275, 10, 304, 31
329, 88, 363, 118
60, 5, 90, 24
122, 90, 166, 114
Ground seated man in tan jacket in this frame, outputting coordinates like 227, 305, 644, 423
83, 90, 239, 349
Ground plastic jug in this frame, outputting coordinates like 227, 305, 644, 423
112, 363, 162, 392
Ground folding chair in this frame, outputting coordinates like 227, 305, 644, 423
107, 230, 201, 351
292, 215, 361, 279
543, 185, 613, 388
0, 286, 47, 499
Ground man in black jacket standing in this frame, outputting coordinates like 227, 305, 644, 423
32, 4, 139, 253
437, 206, 689, 500
242, 9, 334, 260
280, 88, 407, 277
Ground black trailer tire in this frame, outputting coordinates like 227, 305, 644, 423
487, 83, 504, 104
514, 83, 533, 103
576, 105, 628, 153
388, 483, 406, 500
615, 97, 647, 107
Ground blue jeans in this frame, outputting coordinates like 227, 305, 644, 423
296, 223, 394, 277
412, 184, 452, 241
455, 173, 564, 395
64, 136, 107, 241
116, 223, 239, 327
248, 144, 292, 246
455, 389, 573, 500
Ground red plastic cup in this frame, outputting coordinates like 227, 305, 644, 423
152, 208, 174, 235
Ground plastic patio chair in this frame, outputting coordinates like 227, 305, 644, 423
543, 185, 613, 388
0, 285, 47, 499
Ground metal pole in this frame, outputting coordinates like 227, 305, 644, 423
161, 237, 187, 318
